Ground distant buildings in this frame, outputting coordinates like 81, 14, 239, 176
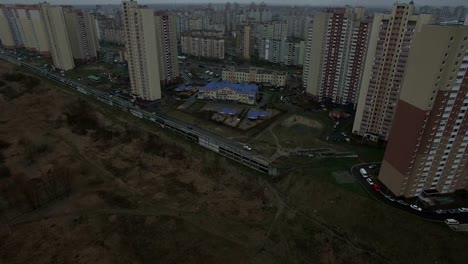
0, 3, 99, 70
198, 81, 258, 105
258, 38, 305, 66
100, 28, 125, 45
379, 24, 468, 198
181, 31, 225, 60
97, 13, 125, 45
303, 8, 370, 105
222, 66, 287, 87
236, 24, 253, 60
122, 0, 162, 101
0, 5, 50, 55
353, 3, 433, 141
285, 14, 311, 40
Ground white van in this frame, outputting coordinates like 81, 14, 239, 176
445, 219, 459, 225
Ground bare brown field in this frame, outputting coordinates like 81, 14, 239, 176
1, 60, 467, 264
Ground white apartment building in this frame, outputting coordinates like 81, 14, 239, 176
122, 0, 161, 100
39, 3, 75, 70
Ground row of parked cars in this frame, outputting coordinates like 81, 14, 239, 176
359, 166, 466, 226
360, 167, 423, 211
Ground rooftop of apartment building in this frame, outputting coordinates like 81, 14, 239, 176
224, 66, 287, 75
200, 81, 258, 95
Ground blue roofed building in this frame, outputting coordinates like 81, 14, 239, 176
247, 109, 269, 120
198, 81, 258, 105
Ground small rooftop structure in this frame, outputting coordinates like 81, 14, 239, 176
247, 109, 269, 120
217, 108, 238, 115
201, 81, 258, 95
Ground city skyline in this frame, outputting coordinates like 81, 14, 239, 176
2, 0, 468, 7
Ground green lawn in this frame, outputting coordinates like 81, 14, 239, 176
271, 156, 468, 264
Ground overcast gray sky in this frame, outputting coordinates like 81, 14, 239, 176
2, 0, 467, 7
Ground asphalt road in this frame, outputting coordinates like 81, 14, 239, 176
351, 163, 468, 224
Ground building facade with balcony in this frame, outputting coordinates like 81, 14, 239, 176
303, 7, 370, 105
379, 24, 468, 198
353, 3, 433, 141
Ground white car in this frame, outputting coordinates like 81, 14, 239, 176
243, 145, 252, 151
445, 219, 459, 225
410, 204, 422, 211
458, 207, 468, 213
366, 178, 373, 185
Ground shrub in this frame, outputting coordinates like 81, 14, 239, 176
64, 100, 100, 134
0, 165, 10, 178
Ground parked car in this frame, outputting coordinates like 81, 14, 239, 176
397, 200, 408, 206
367, 178, 374, 185
458, 207, 468, 213
383, 194, 395, 202
445, 219, 459, 225
448, 209, 461, 214
243, 145, 252, 151
435, 209, 447, 214
372, 183, 380, 192
359, 168, 368, 178
410, 204, 422, 211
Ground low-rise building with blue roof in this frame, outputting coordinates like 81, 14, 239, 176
247, 109, 269, 120
198, 81, 258, 105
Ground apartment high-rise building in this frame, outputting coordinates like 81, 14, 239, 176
379, 24, 468, 198
155, 12, 179, 83
1, 6, 25, 48
237, 24, 253, 60
0, 7, 16, 49
303, 8, 370, 105
353, 3, 433, 141
39, 3, 75, 70
63, 7, 99, 61
122, 0, 161, 101
0, 5, 50, 55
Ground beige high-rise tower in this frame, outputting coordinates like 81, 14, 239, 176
39, 3, 75, 70
63, 7, 99, 61
353, 2, 433, 141
0, 7, 16, 49
379, 24, 468, 198
122, 0, 161, 100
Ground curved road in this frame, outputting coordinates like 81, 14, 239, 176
351, 163, 468, 224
